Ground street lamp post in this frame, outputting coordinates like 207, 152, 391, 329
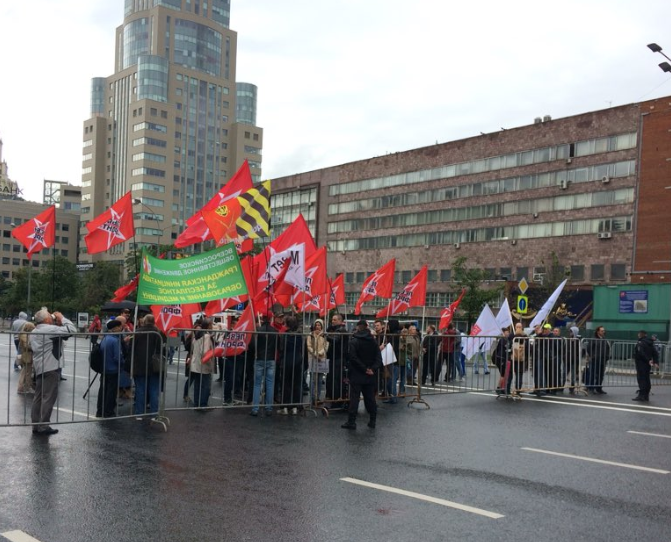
647, 43, 671, 73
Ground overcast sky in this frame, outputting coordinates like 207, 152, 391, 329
1, 0, 670, 204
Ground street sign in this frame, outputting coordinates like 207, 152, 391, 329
76, 263, 94, 271
518, 277, 529, 294
517, 295, 528, 314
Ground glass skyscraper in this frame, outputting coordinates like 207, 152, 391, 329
80, 0, 263, 263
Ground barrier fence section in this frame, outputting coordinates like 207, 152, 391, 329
2, 328, 668, 429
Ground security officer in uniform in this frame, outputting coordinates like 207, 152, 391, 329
633, 330, 658, 402
342, 319, 382, 430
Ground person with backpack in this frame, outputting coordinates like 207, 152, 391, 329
88, 314, 102, 347
96, 318, 126, 418
494, 328, 511, 395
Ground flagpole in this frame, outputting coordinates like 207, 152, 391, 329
409, 305, 429, 410
27, 264, 32, 316
51, 247, 56, 308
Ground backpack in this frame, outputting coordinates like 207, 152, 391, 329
89, 342, 104, 374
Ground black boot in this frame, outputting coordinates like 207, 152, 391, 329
341, 416, 357, 429
367, 417, 376, 429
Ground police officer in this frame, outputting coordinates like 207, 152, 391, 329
633, 330, 658, 402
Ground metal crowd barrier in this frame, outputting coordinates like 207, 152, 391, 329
2, 327, 668, 430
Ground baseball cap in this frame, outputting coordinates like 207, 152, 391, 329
543, 323, 552, 330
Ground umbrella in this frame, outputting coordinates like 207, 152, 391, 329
100, 300, 151, 313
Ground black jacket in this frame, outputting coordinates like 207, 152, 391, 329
635, 336, 658, 364
255, 322, 278, 361
347, 329, 383, 385
326, 324, 349, 364
127, 324, 163, 376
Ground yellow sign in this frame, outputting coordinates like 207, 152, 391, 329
517, 295, 528, 314
518, 277, 529, 294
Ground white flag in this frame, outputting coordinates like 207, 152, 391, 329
529, 279, 568, 329
463, 304, 500, 359
496, 298, 513, 330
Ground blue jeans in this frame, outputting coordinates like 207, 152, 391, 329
387, 364, 406, 399
473, 351, 489, 373
134, 374, 160, 415
309, 372, 324, 403
189, 372, 212, 408
252, 359, 275, 411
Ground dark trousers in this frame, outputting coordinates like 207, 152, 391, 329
31, 370, 60, 430
506, 362, 524, 394
635, 360, 651, 397
533, 358, 547, 391
325, 359, 345, 400
282, 361, 303, 406
221, 358, 234, 403
585, 359, 606, 390
97, 372, 119, 418
348, 381, 377, 423
421, 354, 440, 385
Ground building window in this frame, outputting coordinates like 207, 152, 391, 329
516, 267, 529, 281
610, 263, 626, 281
570, 265, 585, 281
440, 269, 451, 282
591, 264, 605, 281
356, 271, 365, 283
401, 270, 411, 283
499, 267, 512, 280
428, 270, 438, 282
345, 272, 354, 284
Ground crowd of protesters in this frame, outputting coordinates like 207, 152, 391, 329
6, 306, 666, 435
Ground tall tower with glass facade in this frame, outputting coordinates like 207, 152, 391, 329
80, 0, 263, 264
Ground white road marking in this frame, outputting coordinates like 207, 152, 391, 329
469, 392, 671, 416
521, 447, 670, 474
340, 477, 504, 519
627, 430, 671, 439
1, 530, 43, 542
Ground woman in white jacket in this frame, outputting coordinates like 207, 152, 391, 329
307, 319, 329, 403
188, 319, 215, 408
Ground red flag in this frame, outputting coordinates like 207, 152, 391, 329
252, 256, 290, 316
175, 161, 253, 248
84, 192, 135, 254
204, 256, 254, 316
200, 197, 242, 246
221, 304, 255, 357
11, 205, 56, 259
152, 303, 201, 335
439, 288, 466, 331
275, 246, 327, 307
375, 266, 427, 318
235, 238, 253, 254
112, 274, 139, 302
354, 259, 396, 315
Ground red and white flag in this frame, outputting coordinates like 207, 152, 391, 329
11, 205, 56, 259
151, 303, 202, 335
354, 259, 395, 315
175, 160, 253, 248
376, 265, 427, 318
439, 288, 466, 331
275, 246, 327, 307
84, 192, 135, 254
255, 214, 316, 295
221, 304, 255, 357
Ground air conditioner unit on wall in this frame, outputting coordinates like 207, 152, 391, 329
559, 179, 568, 190
454, 243, 460, 249
602, 176, 611, 184
597, 232, 612, 239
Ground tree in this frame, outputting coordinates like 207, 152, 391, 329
451, 256, 503, 331
32, 256, 80, 315
80, 261, 124, 313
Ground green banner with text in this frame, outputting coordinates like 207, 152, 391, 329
137, 243, 248, 305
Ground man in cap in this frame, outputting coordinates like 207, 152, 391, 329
342, 319, 382, 430
633, 330, 658, 402
97, 317, 126, 418
11, 311, 29, 371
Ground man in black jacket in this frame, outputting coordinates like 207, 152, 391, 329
326, 313, 349, 404
342, 319, 382, 430
633, 330, 659, 402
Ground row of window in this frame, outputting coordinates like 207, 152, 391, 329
132, 152, 167, 163
328, 160, 635, 215
328, 216, 633, 252
343, 263, 626, 287
131, 181, 165, 193
327, 188, 634, 234
133, 122, 168, 133
1, 250, 69, 266
131, 167, 166, 178
133, 137, 167, 148
1, 218, 69, 231
329, 133, 638, 197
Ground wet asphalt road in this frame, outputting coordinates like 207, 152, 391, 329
1, 333, 671, 541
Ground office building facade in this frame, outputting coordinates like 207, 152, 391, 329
80, 0, 263, 266
270, 97, 671, 317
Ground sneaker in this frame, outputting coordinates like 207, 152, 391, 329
341, 421, 356, 429
367, 420, 376, 429
632, 396, 648, 402
250, 410, 259, 416
278, 407, 289, 415
291, 407, 298, 415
